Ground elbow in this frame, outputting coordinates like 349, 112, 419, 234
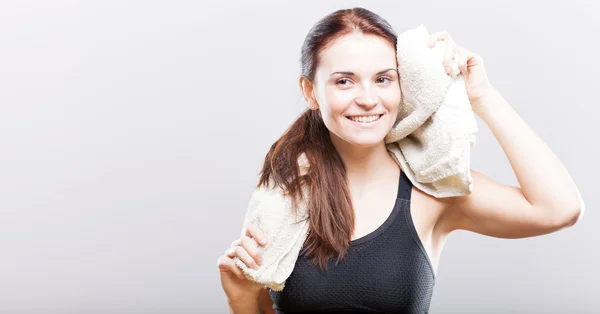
565, 191, 586, 227
562, 206, 583, 228
549, 201, 584, 229
544, 189, 585, 229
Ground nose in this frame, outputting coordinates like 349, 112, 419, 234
355, 86, 379, 109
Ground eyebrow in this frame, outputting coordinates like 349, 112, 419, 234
329, 68, 398, 77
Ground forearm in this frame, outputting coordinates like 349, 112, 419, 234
227, 297, 262, 314
475, 88, 584, 223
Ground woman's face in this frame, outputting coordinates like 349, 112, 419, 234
311, 32, 401, 148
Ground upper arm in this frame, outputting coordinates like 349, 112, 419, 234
438, 169, 578, 239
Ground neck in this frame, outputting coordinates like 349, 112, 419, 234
330, 133, 397, 183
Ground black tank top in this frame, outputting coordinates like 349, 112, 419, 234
269, 171, 436, 313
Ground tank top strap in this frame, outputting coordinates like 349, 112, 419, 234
397, 170, 412, 201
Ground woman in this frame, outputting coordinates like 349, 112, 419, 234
217, 7, 584, 314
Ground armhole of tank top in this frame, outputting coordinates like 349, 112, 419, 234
397, 170, 412, 201
401, 175, 436, 280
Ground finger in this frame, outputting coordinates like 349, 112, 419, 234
458, 52, 468, 74
245, 223, 268, 246
235, 245, 260, 270
452, 48, 467, 74
231, 238, 241, 247
217, 255, 246, 280
427, 31, 455, 74
427, 30, 450, 47
225, 247, 236, 258
427, 35, 436, 48
442, 36, 456, 74
444, 47, 455, 74
454, 45, 481, 68
470, 54, 485, 69
241, 235, 263, 265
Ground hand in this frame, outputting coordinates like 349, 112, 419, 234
427, 31, 496, 113
217, 222, 269, 302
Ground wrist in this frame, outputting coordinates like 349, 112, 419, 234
227, 298, 260, 314
226, 289, 262, 304
470, 86, 502, 117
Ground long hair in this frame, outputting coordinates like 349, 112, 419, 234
257, 7, 398, 270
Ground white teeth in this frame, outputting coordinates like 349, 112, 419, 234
349, 115, 380, 123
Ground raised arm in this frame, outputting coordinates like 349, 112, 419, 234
424, 31, 584, 237
441, 88, 583, 238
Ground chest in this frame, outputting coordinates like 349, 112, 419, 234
269, 207, 436, 313
351, 185, 446, 274
351, 185, 398, 242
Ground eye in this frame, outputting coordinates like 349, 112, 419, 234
377, 76, 393, 83
336, 78, 352, 86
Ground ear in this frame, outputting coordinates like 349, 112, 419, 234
299, 76, 319, 110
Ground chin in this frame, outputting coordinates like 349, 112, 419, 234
344, 135, 387, 148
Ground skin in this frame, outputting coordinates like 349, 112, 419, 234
218, 30, 584, 314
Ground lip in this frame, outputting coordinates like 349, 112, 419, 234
345, 114, 384, 127
345, 113, 385, 118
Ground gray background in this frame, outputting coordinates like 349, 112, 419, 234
0, 0, 598, 313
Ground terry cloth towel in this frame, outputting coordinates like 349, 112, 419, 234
233, 155, 311, 292
233, 24, 478, 291
385, 24, 479, 198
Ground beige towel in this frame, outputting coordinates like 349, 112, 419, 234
233, 155, 310, 291
385, 24, 478, 198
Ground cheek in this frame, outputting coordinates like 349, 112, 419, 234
322, 88, 353, 116
383, 86, 402, 112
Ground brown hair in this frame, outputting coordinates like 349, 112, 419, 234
257, 7, 398, 270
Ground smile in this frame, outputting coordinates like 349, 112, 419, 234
346, 114, 383, 124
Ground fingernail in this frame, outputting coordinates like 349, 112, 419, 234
252, 263, 259, 270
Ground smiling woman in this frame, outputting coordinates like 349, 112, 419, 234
216, 6, 584, 314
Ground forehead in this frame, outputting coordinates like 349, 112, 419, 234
317, 32, 397, 72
